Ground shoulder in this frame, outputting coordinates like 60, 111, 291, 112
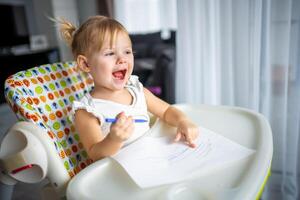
74, 109, 99, 123
71, 93, 104, 124
72, 93, 93, 113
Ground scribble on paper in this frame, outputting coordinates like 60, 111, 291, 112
112, 127, 255, 188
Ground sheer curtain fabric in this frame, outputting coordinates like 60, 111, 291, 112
113, 0, 177, 35
176, 0, 300, 200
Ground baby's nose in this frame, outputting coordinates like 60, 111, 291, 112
117, 56, 127, 64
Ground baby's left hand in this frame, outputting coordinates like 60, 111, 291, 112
174, 119, 199, 148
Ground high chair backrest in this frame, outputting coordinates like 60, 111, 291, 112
4, 61, 94, 178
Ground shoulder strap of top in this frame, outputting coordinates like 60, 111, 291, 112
71, 93, 105, 125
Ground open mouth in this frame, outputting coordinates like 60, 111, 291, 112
112, 69, 127, 80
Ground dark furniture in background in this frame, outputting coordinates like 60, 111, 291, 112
0, 32, 176, 104
0, 48, 60, 103
0, 3, 61, 104
130, 31, 176, 104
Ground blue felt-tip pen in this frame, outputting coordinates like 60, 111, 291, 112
105, 118, 148, 123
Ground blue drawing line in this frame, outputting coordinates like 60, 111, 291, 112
105, 118, 148, 123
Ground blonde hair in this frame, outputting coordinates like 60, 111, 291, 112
58, 15, 130, 59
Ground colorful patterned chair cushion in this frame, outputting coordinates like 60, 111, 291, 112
4, 61, 94, 178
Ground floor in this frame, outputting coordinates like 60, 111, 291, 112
0, 103, 48, 200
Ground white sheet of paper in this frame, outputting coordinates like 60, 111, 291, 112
112, 127, 255, 188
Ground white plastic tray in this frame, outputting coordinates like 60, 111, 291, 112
66, 104, 273, 200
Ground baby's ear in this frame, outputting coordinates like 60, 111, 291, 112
77, 55, 90, 72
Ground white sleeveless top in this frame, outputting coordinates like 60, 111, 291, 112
71, 75, 150, 145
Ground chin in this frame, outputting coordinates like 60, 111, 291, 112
112, 81, 127, 90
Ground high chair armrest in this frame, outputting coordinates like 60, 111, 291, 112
0, 151, 30, 175
0, 122, 48, 183
0, 122, 70, 197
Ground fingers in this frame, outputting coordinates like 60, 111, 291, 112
174, 133, 181, 142
175, 132, 193, 144
175, 128, 199, 148
188, 143, 196, 148
185, 134, 193, 144
115, 111, 126, 123
123, 116, 134, 130
115, 112, 133, 126
109, 112, 134, 142
174, 132, 194, 147
184, 134, 196, 148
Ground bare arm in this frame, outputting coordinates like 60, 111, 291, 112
144, 88, 189, 126
144, 88, 199, 147
75, 110, 133, 161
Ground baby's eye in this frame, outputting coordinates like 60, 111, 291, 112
125, 50, 133, 55
105, 52, 114, 56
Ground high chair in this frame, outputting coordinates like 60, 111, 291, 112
0, 61, 273, 200
0, 61, 93, 199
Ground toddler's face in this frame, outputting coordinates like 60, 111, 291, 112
88, 32, 134, 91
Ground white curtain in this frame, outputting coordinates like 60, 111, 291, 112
113, 0, 177, 35
176, 0, 300, 200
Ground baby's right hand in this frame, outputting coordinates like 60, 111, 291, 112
108, 112, 134, 142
